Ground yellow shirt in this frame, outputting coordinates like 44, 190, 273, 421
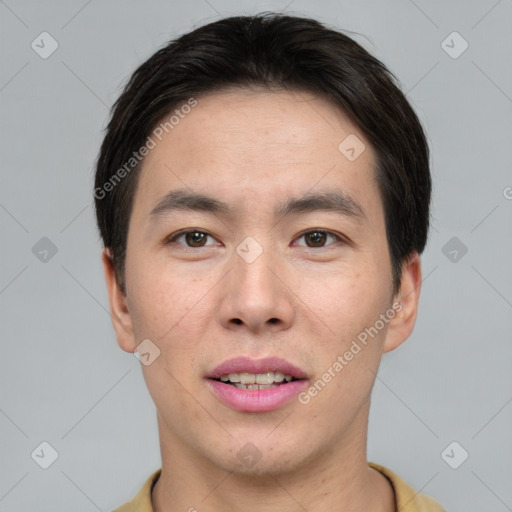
113, 462, 444, 511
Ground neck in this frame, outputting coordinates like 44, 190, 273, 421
151, 403, 395, 512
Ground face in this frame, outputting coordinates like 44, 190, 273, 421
104, 88, 421, 476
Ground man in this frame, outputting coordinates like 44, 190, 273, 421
95, 13, 444, 511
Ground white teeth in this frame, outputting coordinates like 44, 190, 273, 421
233, 383, 276, 390
274, 372, 285, 382
240, 372, 256, 384
218, 372, 295, 385
256, 372, 274, 385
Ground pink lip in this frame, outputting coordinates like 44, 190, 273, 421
207, 379, 309, 412
206, 356, 309, 412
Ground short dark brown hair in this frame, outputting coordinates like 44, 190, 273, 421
94, 12, 431, 295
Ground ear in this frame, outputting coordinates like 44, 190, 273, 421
383, 252, 422, 353
101, 248, 137, 353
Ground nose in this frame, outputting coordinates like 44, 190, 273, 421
218, 243, 295, 334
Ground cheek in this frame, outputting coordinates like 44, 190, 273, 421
300, 263, 391, 406
310, 264, 389, 335
125, 253, 175, 337
299, 279, 390, 431
126, 255, 214, 350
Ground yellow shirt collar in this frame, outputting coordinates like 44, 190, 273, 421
113, 463, 444, 511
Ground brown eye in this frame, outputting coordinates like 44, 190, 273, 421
305, 231, 327, 247
295, 230, 342, 248
167, 230, 217, 247
185, 231, 208, 247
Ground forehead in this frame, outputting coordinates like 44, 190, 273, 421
134, 88, 381, 221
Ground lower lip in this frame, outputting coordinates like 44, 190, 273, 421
206, 379, 309, 412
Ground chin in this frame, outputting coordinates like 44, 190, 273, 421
204, 433, 318, 478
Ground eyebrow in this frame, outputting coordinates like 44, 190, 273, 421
149, 188, 366, 221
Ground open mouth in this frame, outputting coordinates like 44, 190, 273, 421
211, 371, 299, 390
206, 356, 308, 411
206, 358, 309, 412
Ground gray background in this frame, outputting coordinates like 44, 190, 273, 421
1, 0, 511, 510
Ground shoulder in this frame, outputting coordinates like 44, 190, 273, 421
369, 462, 445, 512
112, 469, 161, 512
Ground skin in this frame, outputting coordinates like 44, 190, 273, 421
102, 88, 422, 511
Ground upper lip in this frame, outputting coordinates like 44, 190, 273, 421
207, 356, 308, 380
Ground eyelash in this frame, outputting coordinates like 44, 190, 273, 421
165, 229, 346, 249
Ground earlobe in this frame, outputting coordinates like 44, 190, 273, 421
101, 248, 137, 353
383, 252, 422, 353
